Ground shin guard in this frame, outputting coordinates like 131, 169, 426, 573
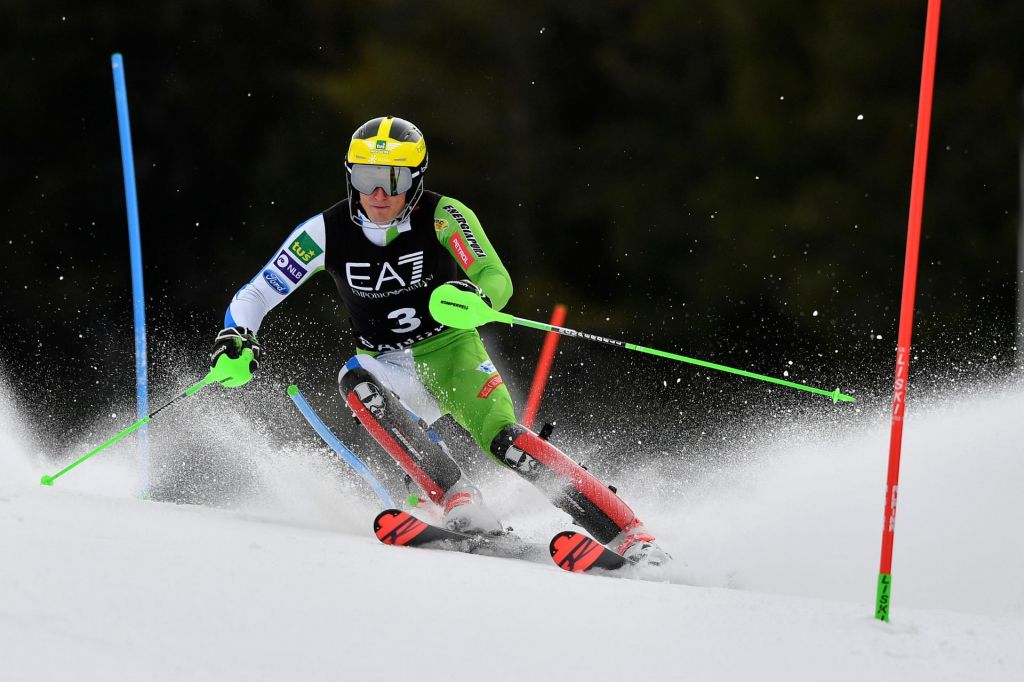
490, 424, 641, 544
340, 365, 460, 504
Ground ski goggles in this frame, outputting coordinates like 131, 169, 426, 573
349, 164, 416, 196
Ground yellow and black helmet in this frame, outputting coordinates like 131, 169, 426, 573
345, 116, 428, 227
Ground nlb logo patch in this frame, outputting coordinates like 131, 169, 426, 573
477, 374, 504, 399
262, 269, 291, 295
274, 251, 308, 284
449, 234, 474, 268
289, 230, 323, 264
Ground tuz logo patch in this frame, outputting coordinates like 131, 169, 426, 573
477, 374, 504, 399
434, 219, 448, 233
289, 230, 323, 264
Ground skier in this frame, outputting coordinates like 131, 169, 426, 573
210, 116, 670, 568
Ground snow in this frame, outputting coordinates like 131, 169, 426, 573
2, 379, 1023, 681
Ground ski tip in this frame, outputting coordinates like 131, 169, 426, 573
374, 508, 435, 547
550, 531, 617, 573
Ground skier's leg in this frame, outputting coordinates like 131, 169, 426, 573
490, 425, 669, 566
338, 353, 502, 533
339, 354, 457, 504
489, 425, 627, 538
415, 330, 668, 563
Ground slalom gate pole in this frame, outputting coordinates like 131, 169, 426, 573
875, 0, 942, 623
287, 385, 394, 507
40, 374, 219, 487
522, 304, 567, 430
111, 53, 150, 496
429, 285, 855, 404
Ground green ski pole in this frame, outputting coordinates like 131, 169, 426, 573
429, 284, 854, 404
39, 349, 254, 486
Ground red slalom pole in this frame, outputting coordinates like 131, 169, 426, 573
522, 304, 567, 430
876, 0, 942, 623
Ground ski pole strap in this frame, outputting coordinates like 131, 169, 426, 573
428, 283, 854, 403
287, 384, 394, 507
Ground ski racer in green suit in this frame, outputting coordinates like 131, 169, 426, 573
210, 116, 670, 568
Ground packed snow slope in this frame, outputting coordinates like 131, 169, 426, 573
2, 378, 1023, 682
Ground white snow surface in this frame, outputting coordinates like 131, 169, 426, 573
2, 378, 1023, 682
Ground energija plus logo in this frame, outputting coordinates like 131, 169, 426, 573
441, 204, 486, 258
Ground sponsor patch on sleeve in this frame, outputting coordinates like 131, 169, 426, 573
441, 204, 487, 259
289, 230, 324, 264
262, 269, 291, 295
477, 374, 504, 398
274, 251, 309, 283
449, 233, 475, 268
476, 361, 496, 374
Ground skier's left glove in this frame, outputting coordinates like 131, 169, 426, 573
446, 279, 492, 308
209, 326, 261, 387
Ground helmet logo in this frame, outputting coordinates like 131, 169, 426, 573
375, 139, 388, 150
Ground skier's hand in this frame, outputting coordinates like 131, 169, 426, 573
209, 326, 261, 387
446, 279, 492, 308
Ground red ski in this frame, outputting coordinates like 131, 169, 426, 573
549, 530, 627, 573
373, 509, 538, 559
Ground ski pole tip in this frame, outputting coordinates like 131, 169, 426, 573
287, 384, 299, 396
40, 474, 54, 487
831, 387, 856, 404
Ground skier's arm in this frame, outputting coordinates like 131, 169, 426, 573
224, 215, 327, 331
434, 197, 512, 310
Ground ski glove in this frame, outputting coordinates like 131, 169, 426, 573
446, 279, 492, 308
209, 326, 261, 387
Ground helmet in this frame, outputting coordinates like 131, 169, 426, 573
345, 116, 428, 227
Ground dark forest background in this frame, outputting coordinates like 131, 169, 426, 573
2, 1, 1021, 483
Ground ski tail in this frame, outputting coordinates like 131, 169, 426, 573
549, 530, 627, 572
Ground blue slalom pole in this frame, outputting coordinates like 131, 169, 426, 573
287, 385, 394, 507
111, 53, 149, 497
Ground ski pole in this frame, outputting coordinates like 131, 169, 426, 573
39, 350, 253, 486
429, 284, 854, 404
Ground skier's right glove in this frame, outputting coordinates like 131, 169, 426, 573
445, 278, 492, 308
209, 326, 261, 387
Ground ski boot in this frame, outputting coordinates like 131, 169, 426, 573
613, 527, 672, 569
442, 480, 503, 535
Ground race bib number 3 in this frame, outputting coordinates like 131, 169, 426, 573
388, 307, 422, 333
